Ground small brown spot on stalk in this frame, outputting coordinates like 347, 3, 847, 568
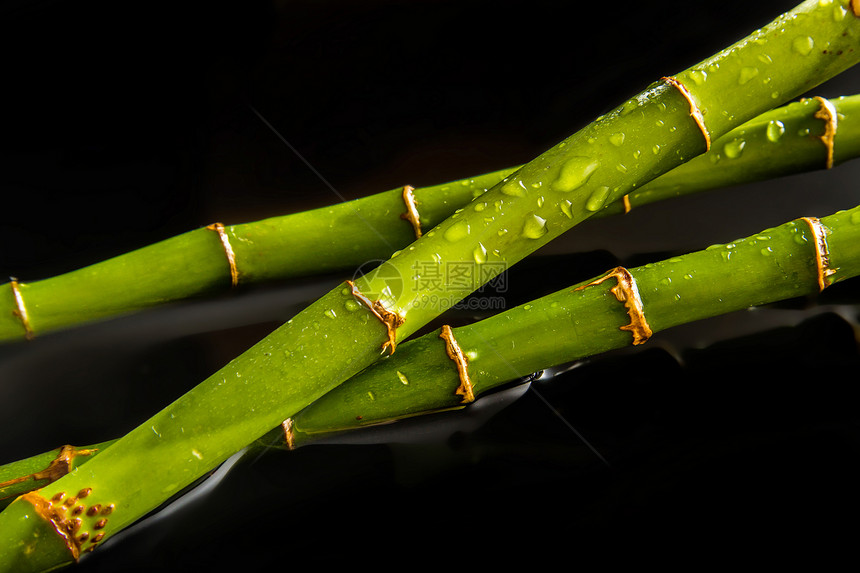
439, 325, 475, 403
91, 533, 105, 543
345, 280, 405, 354
94, 518, 108, 529
662, 76, 711, 151
77, 488, 92, 498
8, 278, 33, 340
71, 506, 84, 516
812, 96, 838, 169
575, 267, 653, 345
800, 216, 837, 291
78, 532, 90, 542
87, 505, 102, 516
206, 222, 240, 287
101, 504, 115, 515
400, 185, 423, 239
63, 497, 77, 507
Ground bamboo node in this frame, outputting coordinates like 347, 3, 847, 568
812, 96, 838, 169
439, 324, 474, 403
345, 280, 405, 354
800, 216, 837, 291
0, 445, 97, 496
622, 194, 632, 214
575, 266, 652, 345
206, 222, 240, 287
9, 278, 33, 340
282, 418, 296, 450
662, 76, 711, 151
21, 491, 84, 560
399, 185, 423, 239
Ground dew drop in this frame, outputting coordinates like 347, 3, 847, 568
553, 157, 600, 192
761, 247, 773, 256
521, 212, 548, 239
833, 5, 848, 21
792, 35, 814, 56
585, 186, 612, 212
758, 53, 773, 64
616, 163, 628, 173
501, 179, 528, 197
723, 138, 746, 159
473, 202, 486, 212
396, 371, 410, 385
738, 66, 759, 85
324, 309, 337, 319
559, 199, 573, 218
798, 127, 811, 137
632, 149, 641, 159
473, 242, 488, 264
344, 300, 360, 312
652, 144, 661, 155
851, 210, 860, 225
444, 220, 471, 242
766, 120, 785, 142
689, 69, 707, 85
497, 228, 508, 237
494, 199, 504, 212
620, 99, 638, 116
609, 132, 625, 146
537, 196, 545, 208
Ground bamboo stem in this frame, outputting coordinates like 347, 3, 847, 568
5, 201, 859, 489
1, 1, 858, 570
2, 93, 859, 342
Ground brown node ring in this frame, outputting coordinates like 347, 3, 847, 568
0, 445, 97, 497
662, 76, 711, 151
575, 266, 653, 345
206, 222, 240, 287
21, 492, 85, 560
439, 324, 474, 403
400, 185, 423, 239
9, 278, 33, 340
622, 194, 632, 214
345, 280, 405, 354
812, 96, 838, 169
281, 418, 296, 450
800, 216, 837, 291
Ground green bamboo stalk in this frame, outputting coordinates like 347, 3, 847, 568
1, 2, 858, 570
4, 199, 859, 504
3, 91, 859, 343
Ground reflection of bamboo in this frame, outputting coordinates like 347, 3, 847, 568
3, 92, 859, 343
3, 2, 860, 570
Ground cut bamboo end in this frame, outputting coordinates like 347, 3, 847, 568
399, 185, 423, 239
800, 216, 837, 291
622, 194, 632, 214
812, 96, 838, 169
345, 280, 405, 354
9, 278, 34, 340
206, 222, 240, 287
575, 266, 652, 345
281, 419, 295, 450
439, 324, 474, 403
662, 76, 711, 151
0, 445, 97, 493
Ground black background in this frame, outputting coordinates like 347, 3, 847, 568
2, 0, 860, 569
